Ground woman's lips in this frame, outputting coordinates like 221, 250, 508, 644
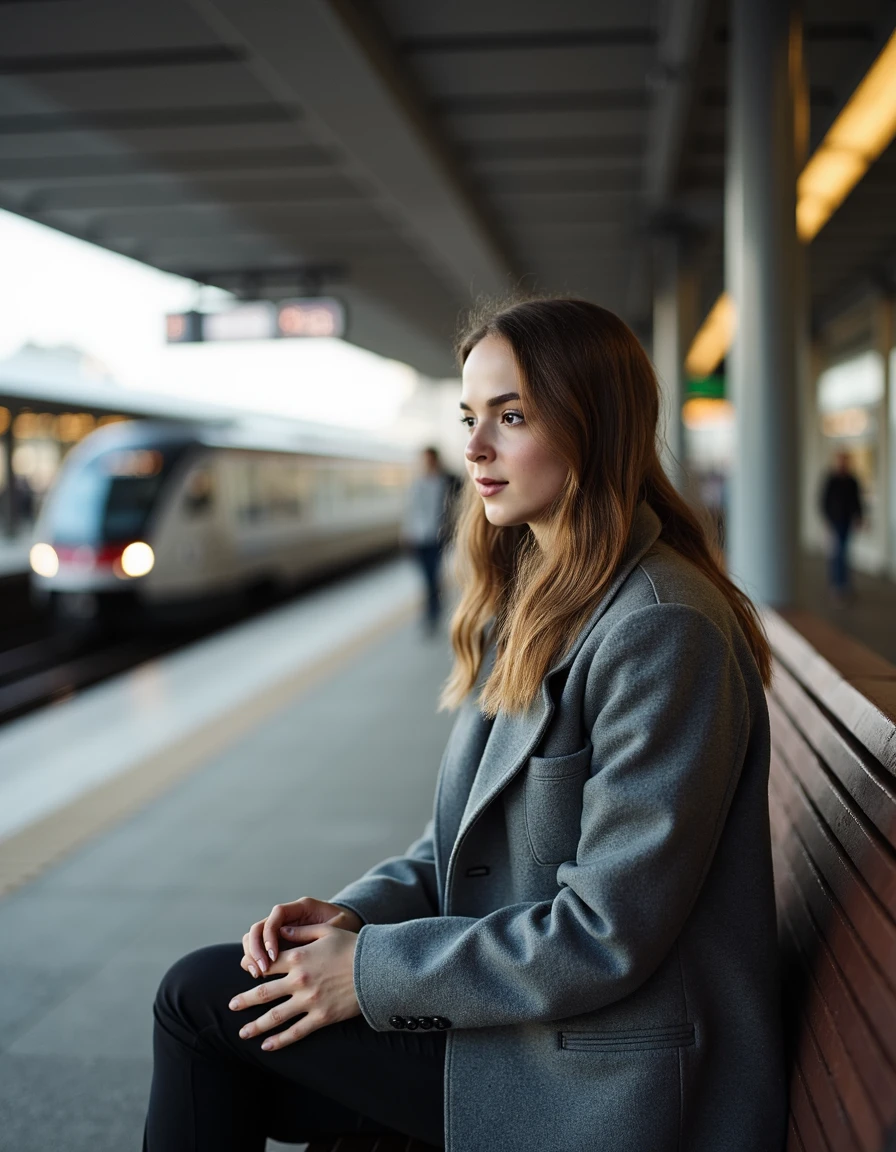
475, 479, 509, 497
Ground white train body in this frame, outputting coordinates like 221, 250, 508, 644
29, 420, 411, 617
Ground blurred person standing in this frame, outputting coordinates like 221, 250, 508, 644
403, 446, 460, 633
819, 451, 864, 603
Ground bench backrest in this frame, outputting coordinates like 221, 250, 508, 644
765, 609, 896, 1152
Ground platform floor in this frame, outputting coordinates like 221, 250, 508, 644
0, 564, 454, 1152
797, 551, 896, 666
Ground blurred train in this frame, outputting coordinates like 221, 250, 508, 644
28, 419, 412, 623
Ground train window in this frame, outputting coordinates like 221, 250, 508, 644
46, 443, 185, 543
236, 455, 306, 522
183, 468, 215, 516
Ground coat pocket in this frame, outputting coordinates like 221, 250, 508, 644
524, 745, 591, 865
559, 1023, 696, 1053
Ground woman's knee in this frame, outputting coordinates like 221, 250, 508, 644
154, 942, 244, 1035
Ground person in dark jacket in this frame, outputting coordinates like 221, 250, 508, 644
820, 451, 864, 601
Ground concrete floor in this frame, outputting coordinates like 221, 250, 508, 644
0, 618, 454, 1152
796, 552, 896, 666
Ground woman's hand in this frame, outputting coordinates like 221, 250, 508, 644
229, 923, 361, 1050
241, 897, 362, 977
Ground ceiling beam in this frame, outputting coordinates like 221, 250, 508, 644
187, 0, 514, 302
644, 0, 713, 211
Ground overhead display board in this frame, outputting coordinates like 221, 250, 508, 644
165, 297, 346, 343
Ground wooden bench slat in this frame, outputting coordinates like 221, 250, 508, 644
772, 665, 896, 852
770, 612, 896, 683
794, 1011, 864, 1152
769, 762, 896, 988
765, 611, 896, 773
789, 1114, 810, 1152
773, 846, 896, 1109
765, 613, 896, 1152
769, 791, 896, 1066
791, 1059, 836, 1152
777, 889, 888, 1149
769, 696, 896, 913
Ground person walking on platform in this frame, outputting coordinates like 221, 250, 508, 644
403, 445, 460, 634
144, 299, 786, 1152
820, 450, 864, 603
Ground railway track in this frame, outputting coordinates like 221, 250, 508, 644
0, 554, 395, 726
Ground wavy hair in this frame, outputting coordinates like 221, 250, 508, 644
441, 297, 771, 715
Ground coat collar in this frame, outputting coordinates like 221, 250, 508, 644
449, 502, 663, 867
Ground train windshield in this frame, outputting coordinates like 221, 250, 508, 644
47, 445, 184, 544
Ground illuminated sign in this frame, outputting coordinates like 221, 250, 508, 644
203, 302, 276, 342
165, 311, 202, 343
277, 297, 345, 339
165, 298, 346, 343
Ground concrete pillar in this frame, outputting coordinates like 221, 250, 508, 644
725, 0, 801, 606
652, 234, 697, 492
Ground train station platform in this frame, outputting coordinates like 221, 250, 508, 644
0, 559, 453, 1152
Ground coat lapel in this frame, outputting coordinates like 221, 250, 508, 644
451, 502, 663, 856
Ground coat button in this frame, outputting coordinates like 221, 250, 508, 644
417, 1017, 433, 1029
432, 1016, 452, 1030
404, 1017, 419, 1030
389, 1016, 405, 1030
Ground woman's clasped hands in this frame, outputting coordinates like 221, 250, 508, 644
229, 896, 364, 1052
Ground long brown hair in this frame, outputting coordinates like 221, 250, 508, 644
441, 297, 771, 715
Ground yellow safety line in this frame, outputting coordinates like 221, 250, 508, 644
0, 598, 419, 899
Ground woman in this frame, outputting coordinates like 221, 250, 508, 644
145, 299, 786, 1151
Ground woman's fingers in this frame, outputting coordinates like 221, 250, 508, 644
245, 921, 269, 974
261, 897, 326, 966
244, 896, 346, 975
260, 902, 297, 968
259, 1012, 325, 1052
228, 971, 309, 1041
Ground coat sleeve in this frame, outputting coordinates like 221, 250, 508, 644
351, 603, 752, 1030
329, 820, 439, 926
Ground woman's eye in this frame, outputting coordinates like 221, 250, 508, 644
459, 416, 475, 429
501, 411, 524, 426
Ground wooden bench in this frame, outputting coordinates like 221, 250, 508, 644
306, 609, 896, 1152
765, 608, 896, 1151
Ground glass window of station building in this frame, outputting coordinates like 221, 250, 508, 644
802, 297, 896, 580
0, 404, 130, 534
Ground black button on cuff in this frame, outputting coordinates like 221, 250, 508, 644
389, 1016, 405, 1030
404, 1017, 419, 1030
432, 1016, 452, 1030
417, 1016, 433, 1029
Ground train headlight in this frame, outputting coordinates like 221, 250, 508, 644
30, 543, 59, 578
120, 542, 154, 578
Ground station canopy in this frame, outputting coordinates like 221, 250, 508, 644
1, 0, 894, 376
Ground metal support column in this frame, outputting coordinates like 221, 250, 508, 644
725, 0, 801, 605
652, 234, 697, 492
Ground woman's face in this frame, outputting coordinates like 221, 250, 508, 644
460, 335, 569, 542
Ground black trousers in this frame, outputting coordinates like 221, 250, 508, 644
144, 943, 446, 1151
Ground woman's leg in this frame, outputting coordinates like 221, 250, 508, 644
144, 943, 445, 1151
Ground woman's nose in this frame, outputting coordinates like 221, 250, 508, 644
465, 427, 495, 463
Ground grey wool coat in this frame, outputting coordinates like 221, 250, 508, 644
332, 502, 787, 1152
